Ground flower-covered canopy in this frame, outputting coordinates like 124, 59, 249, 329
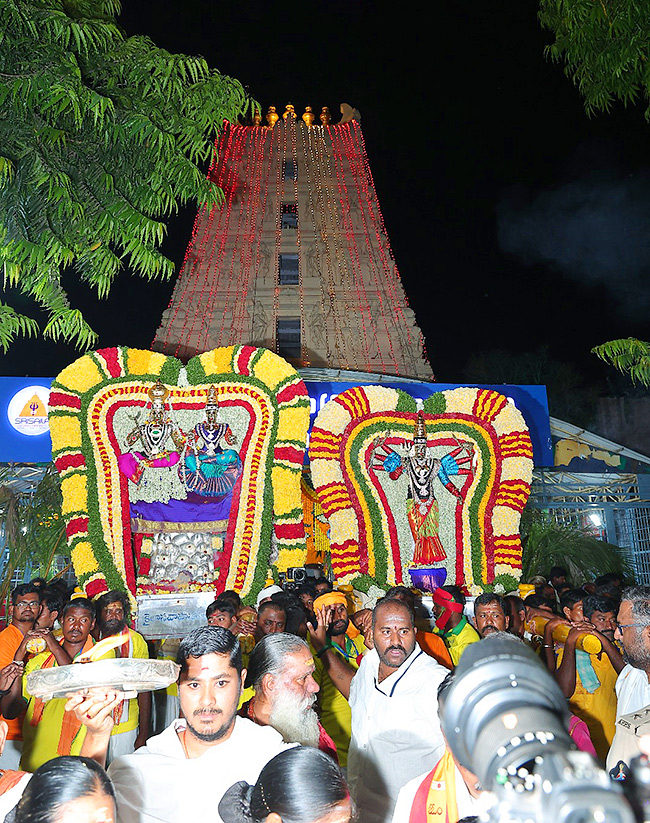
49, 346, 310, 604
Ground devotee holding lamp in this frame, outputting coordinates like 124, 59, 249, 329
0, 584, 41, 769
0, 597, 115, 772
0, 689, 124, 821
104, 626, 289, 823
307, 591, 367, 768
348, 597, 447, 823
95, 590, 151, 764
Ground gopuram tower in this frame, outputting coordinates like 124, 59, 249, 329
153, 103, 432, 380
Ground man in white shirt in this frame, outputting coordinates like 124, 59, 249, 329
108, 625, 288, 823
392, 671, 484, 822
614, 587, 650, 720
607, 586, 650, 776
348, 597, 447, 823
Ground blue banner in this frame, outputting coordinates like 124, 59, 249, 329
0, 377, 552, 468
0, 377, 53, 463
303, 381, 553, 467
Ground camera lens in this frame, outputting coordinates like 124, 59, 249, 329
440, 633, 570, 788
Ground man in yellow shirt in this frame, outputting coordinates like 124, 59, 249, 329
308, 591, 367, 767
555, 594, 623, 760
431, 586, 479, 666
0, 597, 115, 771
96, 590, 151, 763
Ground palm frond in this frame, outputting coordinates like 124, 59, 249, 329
592, 338, 650, 387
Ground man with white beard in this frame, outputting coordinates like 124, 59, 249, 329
238, 632, 338, 762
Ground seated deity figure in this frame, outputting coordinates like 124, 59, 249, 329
179, 386, 242, 498
117, 383, 241, 533
372, 413, 474, 567
117, 381, 183, 488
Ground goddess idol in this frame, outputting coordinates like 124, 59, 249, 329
371, 413, 474, 567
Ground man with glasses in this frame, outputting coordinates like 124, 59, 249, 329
613, 587, 650, 718
607, 586, 650, 776
0, 583, 41, 769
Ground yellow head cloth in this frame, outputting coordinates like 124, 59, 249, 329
312, 591, 360, 639
313, 592, 347, 611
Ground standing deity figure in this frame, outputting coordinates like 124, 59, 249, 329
118, 381, 183, 485
179, 386, 242, 498
371, 413, 474, 566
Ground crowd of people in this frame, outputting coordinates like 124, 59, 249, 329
0, 566, 644, 822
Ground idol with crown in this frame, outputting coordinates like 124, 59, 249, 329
371, 412, 475, 582
179, 386, 242, 498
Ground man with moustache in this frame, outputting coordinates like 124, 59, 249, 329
308, 591, 367, 768
607, 586, 650, 776
1, 597, 116, 771
239, 632, 337, 761
473, 593, 510, 638
96, 590, 151, 762
347, 598, 447, 823
107, 625, 288, 823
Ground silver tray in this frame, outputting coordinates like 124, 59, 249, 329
26, 658, 180, 701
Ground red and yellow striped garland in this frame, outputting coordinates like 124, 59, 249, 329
49, 346, 310, 605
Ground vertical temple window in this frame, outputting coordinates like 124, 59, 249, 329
278, 253, 299, 285
277, 319, 301, 360
284, 159, 297, 181
281, 203, 298, 230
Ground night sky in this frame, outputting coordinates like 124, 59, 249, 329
3, 0, 650, 390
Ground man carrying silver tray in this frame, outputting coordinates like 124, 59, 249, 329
87, 626, 291, 823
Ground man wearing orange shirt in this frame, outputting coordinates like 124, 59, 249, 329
0, 583, 41, 769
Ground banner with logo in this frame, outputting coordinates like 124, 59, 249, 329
0, 378, 53, 462
303, 381, 552, 467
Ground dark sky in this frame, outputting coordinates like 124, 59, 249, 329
3, 0, 650, 385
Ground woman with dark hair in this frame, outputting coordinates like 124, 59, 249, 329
12, 756, 115, 823
219, 747, 352, 823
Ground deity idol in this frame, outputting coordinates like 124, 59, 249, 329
117, 381, 183, 486
371, 413, 474, 567
179, 386, 242, 498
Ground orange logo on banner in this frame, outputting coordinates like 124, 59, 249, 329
19, 395, 47, 418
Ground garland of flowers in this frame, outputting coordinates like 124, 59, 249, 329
309, 386, 533, 593
49, 345, 310, 606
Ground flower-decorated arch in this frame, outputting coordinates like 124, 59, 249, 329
49, 346, 310, 604
309, 386, 533, 593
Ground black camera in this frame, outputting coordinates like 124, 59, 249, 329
279, 566, 308, 593
441, 634, 640, 822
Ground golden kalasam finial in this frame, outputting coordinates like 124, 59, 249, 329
283, 103, 297, 120
148, 380, 169, 404
252, 108, 262, 127
302, 106, 315, 127
320, 106, 331, 125
266, 106, 279, 128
